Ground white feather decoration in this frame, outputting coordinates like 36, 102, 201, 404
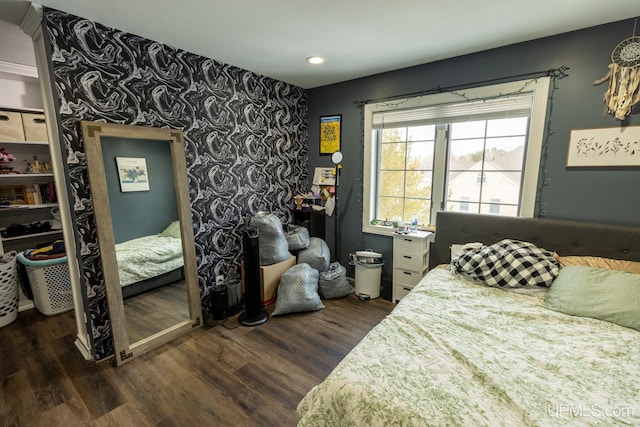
594, 28, 640, 121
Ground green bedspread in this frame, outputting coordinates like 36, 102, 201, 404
297, 268, 640, 426
116, 235, 183, 286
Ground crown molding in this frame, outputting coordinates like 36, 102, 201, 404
20, 4, 44, 39
0, 60, 38, 79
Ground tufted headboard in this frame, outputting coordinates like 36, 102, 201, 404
429, 212, 640, 268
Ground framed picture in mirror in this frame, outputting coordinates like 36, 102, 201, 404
115, 157, 150, 192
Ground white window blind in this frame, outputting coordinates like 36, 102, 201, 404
371, 94, 533, 129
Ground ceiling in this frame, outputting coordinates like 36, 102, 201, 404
1, 0, 640, 88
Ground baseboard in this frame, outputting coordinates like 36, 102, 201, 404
74, 335, 93, 361
18, 300, 34, 312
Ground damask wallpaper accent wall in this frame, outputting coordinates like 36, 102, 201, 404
44, 9, 308, 360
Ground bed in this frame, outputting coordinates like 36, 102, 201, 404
116, 221, 185, 299
297, 212, 640, 426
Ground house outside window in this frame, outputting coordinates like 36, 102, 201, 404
489, 198, 501, 214
459, 196, 470, 212
446, 118, 526, 217
362, 78, 550, 236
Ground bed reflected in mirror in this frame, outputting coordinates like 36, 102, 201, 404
82, 121, 201, 365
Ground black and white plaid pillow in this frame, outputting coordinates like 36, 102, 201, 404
451, 239, 560, 288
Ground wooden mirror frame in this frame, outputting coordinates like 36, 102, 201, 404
81, 121, 201, 365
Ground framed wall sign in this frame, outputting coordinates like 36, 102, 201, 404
567, 125, 640, 167
116, 157, 150, 192
320, 114, 341, 154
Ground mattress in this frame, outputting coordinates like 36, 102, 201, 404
297, 267, 640, 426
115, 235, 184, 287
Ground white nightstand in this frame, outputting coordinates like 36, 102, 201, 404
392, 230, 433, 303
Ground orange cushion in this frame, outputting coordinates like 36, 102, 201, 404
556, 255, 640, 274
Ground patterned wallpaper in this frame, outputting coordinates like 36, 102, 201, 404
44, 9, 308, 360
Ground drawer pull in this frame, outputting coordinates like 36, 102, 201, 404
403, 255, 412, 259
33, 118, 46, 124
403, 271, 413, 275
403, 238, 413, 242
403, 287, 412, 291
0, 115, 8, 121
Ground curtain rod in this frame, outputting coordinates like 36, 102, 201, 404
354, 66, 570, 107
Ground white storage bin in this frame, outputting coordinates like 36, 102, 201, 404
0, 251, 19, 328
17, 254, 72, 316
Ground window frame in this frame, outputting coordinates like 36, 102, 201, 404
362, 78, 551, 236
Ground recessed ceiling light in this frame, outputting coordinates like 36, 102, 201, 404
306, 56, 324, 64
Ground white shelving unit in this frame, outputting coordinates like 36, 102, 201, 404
0, 112, 62, 252
0, 202, 57, 209
0, 172, 53, 178
392, 230, 433, 303
0, 111, 62, 312
2, 229, 61, 241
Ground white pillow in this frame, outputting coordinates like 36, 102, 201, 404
450, 242, 484, 259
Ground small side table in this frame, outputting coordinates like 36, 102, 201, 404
392, 230, 433, 303
291, 209, 325, 239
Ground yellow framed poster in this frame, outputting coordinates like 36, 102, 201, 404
319, 114, 341, 154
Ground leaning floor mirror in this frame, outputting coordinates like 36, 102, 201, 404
82, 121, 201, 365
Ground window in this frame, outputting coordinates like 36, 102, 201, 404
489, 198, 501, 214
459, 197, 470, 212
363, 78, 550, 236
447, 118, 527, 217
377, 126, 434, 227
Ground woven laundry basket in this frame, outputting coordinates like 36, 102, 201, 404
17, 254, 72, 316
0, 251, 19, 327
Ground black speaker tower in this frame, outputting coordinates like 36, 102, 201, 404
239, 225, 268, 326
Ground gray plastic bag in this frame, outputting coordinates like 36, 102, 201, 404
286, 225, 310, 251
297, 237, 330, 272
319, 262, 353, 299
249, 211, 291, 265
272, 263, 324, 316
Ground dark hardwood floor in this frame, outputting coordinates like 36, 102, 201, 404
0, 294, 393, 426
123, 281, 189, 343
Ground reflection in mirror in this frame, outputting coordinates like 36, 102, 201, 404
101, 136, 188, 343
82, 121, 201, 365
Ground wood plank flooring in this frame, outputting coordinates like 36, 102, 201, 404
0, 294, 393, 426
123, 282, 189, 343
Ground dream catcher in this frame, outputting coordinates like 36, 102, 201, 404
594, 19, 640, 120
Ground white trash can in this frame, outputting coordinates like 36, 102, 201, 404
354, 250, 383, 299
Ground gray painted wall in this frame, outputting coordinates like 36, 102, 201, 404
101, 136, 177, 244
307, 18, 640, 300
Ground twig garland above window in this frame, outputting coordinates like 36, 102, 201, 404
594, 19, 640, 120
354, 66, 569, 108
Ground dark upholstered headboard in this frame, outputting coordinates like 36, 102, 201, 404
429, 212, 640, 268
